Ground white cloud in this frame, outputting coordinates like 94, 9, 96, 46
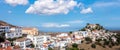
80, 7, 93, 14
5, 0, 28, 6
8, 10, 12, 14
25, 0, 77, 15
68, 20, 83, 24
42, 23, 70, 28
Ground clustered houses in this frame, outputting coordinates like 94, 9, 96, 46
24, 32, 89, 50
0, 24, 118, 50
84, 24, 117, 42
0, 26, 38, 50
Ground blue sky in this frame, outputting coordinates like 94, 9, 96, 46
0, 0, 120, 32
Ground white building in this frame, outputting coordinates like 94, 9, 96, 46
56, 33, 71, 43
0, 40, 11, 48
5, 27, 22, 38
56, 33, 68, 37
27, 35, 51, 49
0, 26, 10, 33
14, 38, 32, 49
73, 31, 88, 37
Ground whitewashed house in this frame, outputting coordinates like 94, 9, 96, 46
56, 33, 72, 43
0, 40, 11, 48
5, 27, 22, 38
0, 26, 10, 33
27, 35, 51, 49
14, 38, 32, 49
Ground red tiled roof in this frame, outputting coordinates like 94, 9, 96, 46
5, 46, 12, 50
0, 46, 12, 50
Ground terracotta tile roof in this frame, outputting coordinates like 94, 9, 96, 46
0, 48, 4, 50
5, 46, 12, 50
22, 28, 38, 30
0, 46, 12, 50
43, 44, 47, 48
13, 45, 20, 49
25, 48, 34, 50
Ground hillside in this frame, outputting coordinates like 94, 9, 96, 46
0, 20, 17, 27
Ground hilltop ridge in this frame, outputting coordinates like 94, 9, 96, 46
0, 20, 17, 27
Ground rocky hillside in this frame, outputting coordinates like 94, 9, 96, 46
0, 20, 17, 27
80, 23, 105, 31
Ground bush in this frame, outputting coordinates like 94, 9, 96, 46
72, 43, 78, 48
91, 44, 96, 48
70, 47, 79, 50
48, 47, 53, 50
96, 38, 102, 42
85, 37, 92, 43
104, 40, 109, 45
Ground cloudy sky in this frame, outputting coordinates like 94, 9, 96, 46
0, 0, 120, 32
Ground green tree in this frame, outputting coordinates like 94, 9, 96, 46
70, 43, 79, 50
85, 37, 92, 43
103, 39, 109, 45
70, 47, 79, 50
72, 43, 78, 48
0, 36, 5, 43
96, 38, 102, 42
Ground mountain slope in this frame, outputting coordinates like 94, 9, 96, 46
0, 20, 17, 27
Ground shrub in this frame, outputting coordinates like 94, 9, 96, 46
85, 37, 92, 43
48, 47, 53, 50
72, 43, 78, 48
104, 40, 109, 45
70, 47, 79, 50
91, 44, 96, 48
